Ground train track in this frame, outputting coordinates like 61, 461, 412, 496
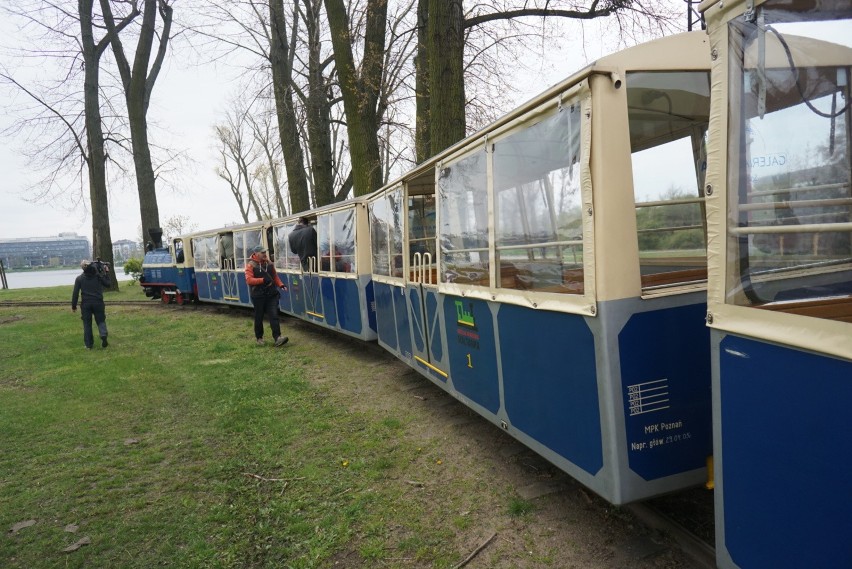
626, 501, 716, 569
0, 300, 168, 307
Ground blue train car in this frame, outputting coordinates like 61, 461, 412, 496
701, 1, 852, 567
272, 200, 377, 341
140, 236, 197, 305
188, 222, 272, 308
369, 32, 714, 505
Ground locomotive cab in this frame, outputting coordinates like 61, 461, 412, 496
140, 235, 196, 305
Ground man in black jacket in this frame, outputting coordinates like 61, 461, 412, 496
288, 217, 317, 271
71, 260, 111, 350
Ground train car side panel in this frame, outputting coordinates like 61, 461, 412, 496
442, 296, 500, 414
334, 278, 363, 335
320, 277, 338, 327
287, 274, 306, 316
498, 304, 604, 476
425, 289, 445, 364
373, 282, 399, 351
716, 334, 852, 569
619, 302, 712, 481
392, 285, 413, 361
278, 276, 293, 313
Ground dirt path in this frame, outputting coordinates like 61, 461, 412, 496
284, 317, 704, 569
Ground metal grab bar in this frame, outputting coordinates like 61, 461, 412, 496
412, 252, 421, 284
423, 252, 432, 284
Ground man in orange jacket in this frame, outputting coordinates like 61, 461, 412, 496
244, 246, 289, 346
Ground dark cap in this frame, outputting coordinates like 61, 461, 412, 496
251, 245, 267, 254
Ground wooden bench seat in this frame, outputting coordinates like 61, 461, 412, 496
758, 295, 852, 322
641, 267, 708, 288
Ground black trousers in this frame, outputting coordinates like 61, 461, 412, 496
251, 295, 281, 339
81, 302, 108, 348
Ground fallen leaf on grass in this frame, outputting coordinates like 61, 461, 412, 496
64, 524, 79, 533
8, 520, 36, 534
124, 438, 140, 446
62, 536, 91, 553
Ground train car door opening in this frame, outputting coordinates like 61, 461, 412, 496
406, 187, 446, 379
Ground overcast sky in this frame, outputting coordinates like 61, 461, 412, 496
0, 4, 688, 244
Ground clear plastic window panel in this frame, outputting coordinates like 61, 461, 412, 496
331, 209, 356, 273
627, 71, 711, 287
318, 214, 332, 272
240, 230, 262, 269
219, 234, 234, 270
493, 107, 584, 293
370, 192, 401, 277
192, 238, 205, 270
206, 237, 219, 270
274, 224, 299, 271
439, 152, 489, 285
727, 2, 852, 308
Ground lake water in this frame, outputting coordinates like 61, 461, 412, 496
2, 269, 131, 289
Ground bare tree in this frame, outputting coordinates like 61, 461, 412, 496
161, 214, 198, 242
248, 109, 288, 217
191, 0, 311, 212
214, 98, 283, 222
323, 0, 387, 197
1, 1, 141, 289
296, 0, 336, 206
101, 0, 174, 244
215, 116, 257, 223
268, 0, 311, 212
419, 0, 680, 157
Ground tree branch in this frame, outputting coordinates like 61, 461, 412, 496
464, 6, 617, 30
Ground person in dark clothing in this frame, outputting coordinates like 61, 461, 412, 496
71, 260, 111, 350
288, 216, 318, 271
244, 246, 289, 347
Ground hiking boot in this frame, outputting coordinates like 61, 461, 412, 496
256, 338, 265, 346
85, 346, 92, 350
274, 336, 289, 347
101, 336, 108, 348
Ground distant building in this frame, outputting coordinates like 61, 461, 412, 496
112, 239, 144, 263
0, 233, 91, 269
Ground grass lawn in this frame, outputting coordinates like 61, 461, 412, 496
0, 283, 452, 568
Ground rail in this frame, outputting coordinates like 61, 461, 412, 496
0, 300, 169, 307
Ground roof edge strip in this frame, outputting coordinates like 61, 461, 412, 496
395, 66, 610, 184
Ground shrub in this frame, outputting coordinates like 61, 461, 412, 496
124, 257, 143, 284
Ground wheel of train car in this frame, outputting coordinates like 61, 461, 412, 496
175, 291, 185, 306
160, 289, 172, 304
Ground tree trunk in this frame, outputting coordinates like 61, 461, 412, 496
100, 0, 171, 246
269, 0, 310, 214
323, 0, 387, 197
127, 94, 160, 244
414, 0, 431, 162
302, 0, 335, 206
428, 0, 466, 156
80, 0, 118, 289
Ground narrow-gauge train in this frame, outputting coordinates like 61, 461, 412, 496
141, 7, 852, 565
700, 1, 851, 568
146, 30, 715, 506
